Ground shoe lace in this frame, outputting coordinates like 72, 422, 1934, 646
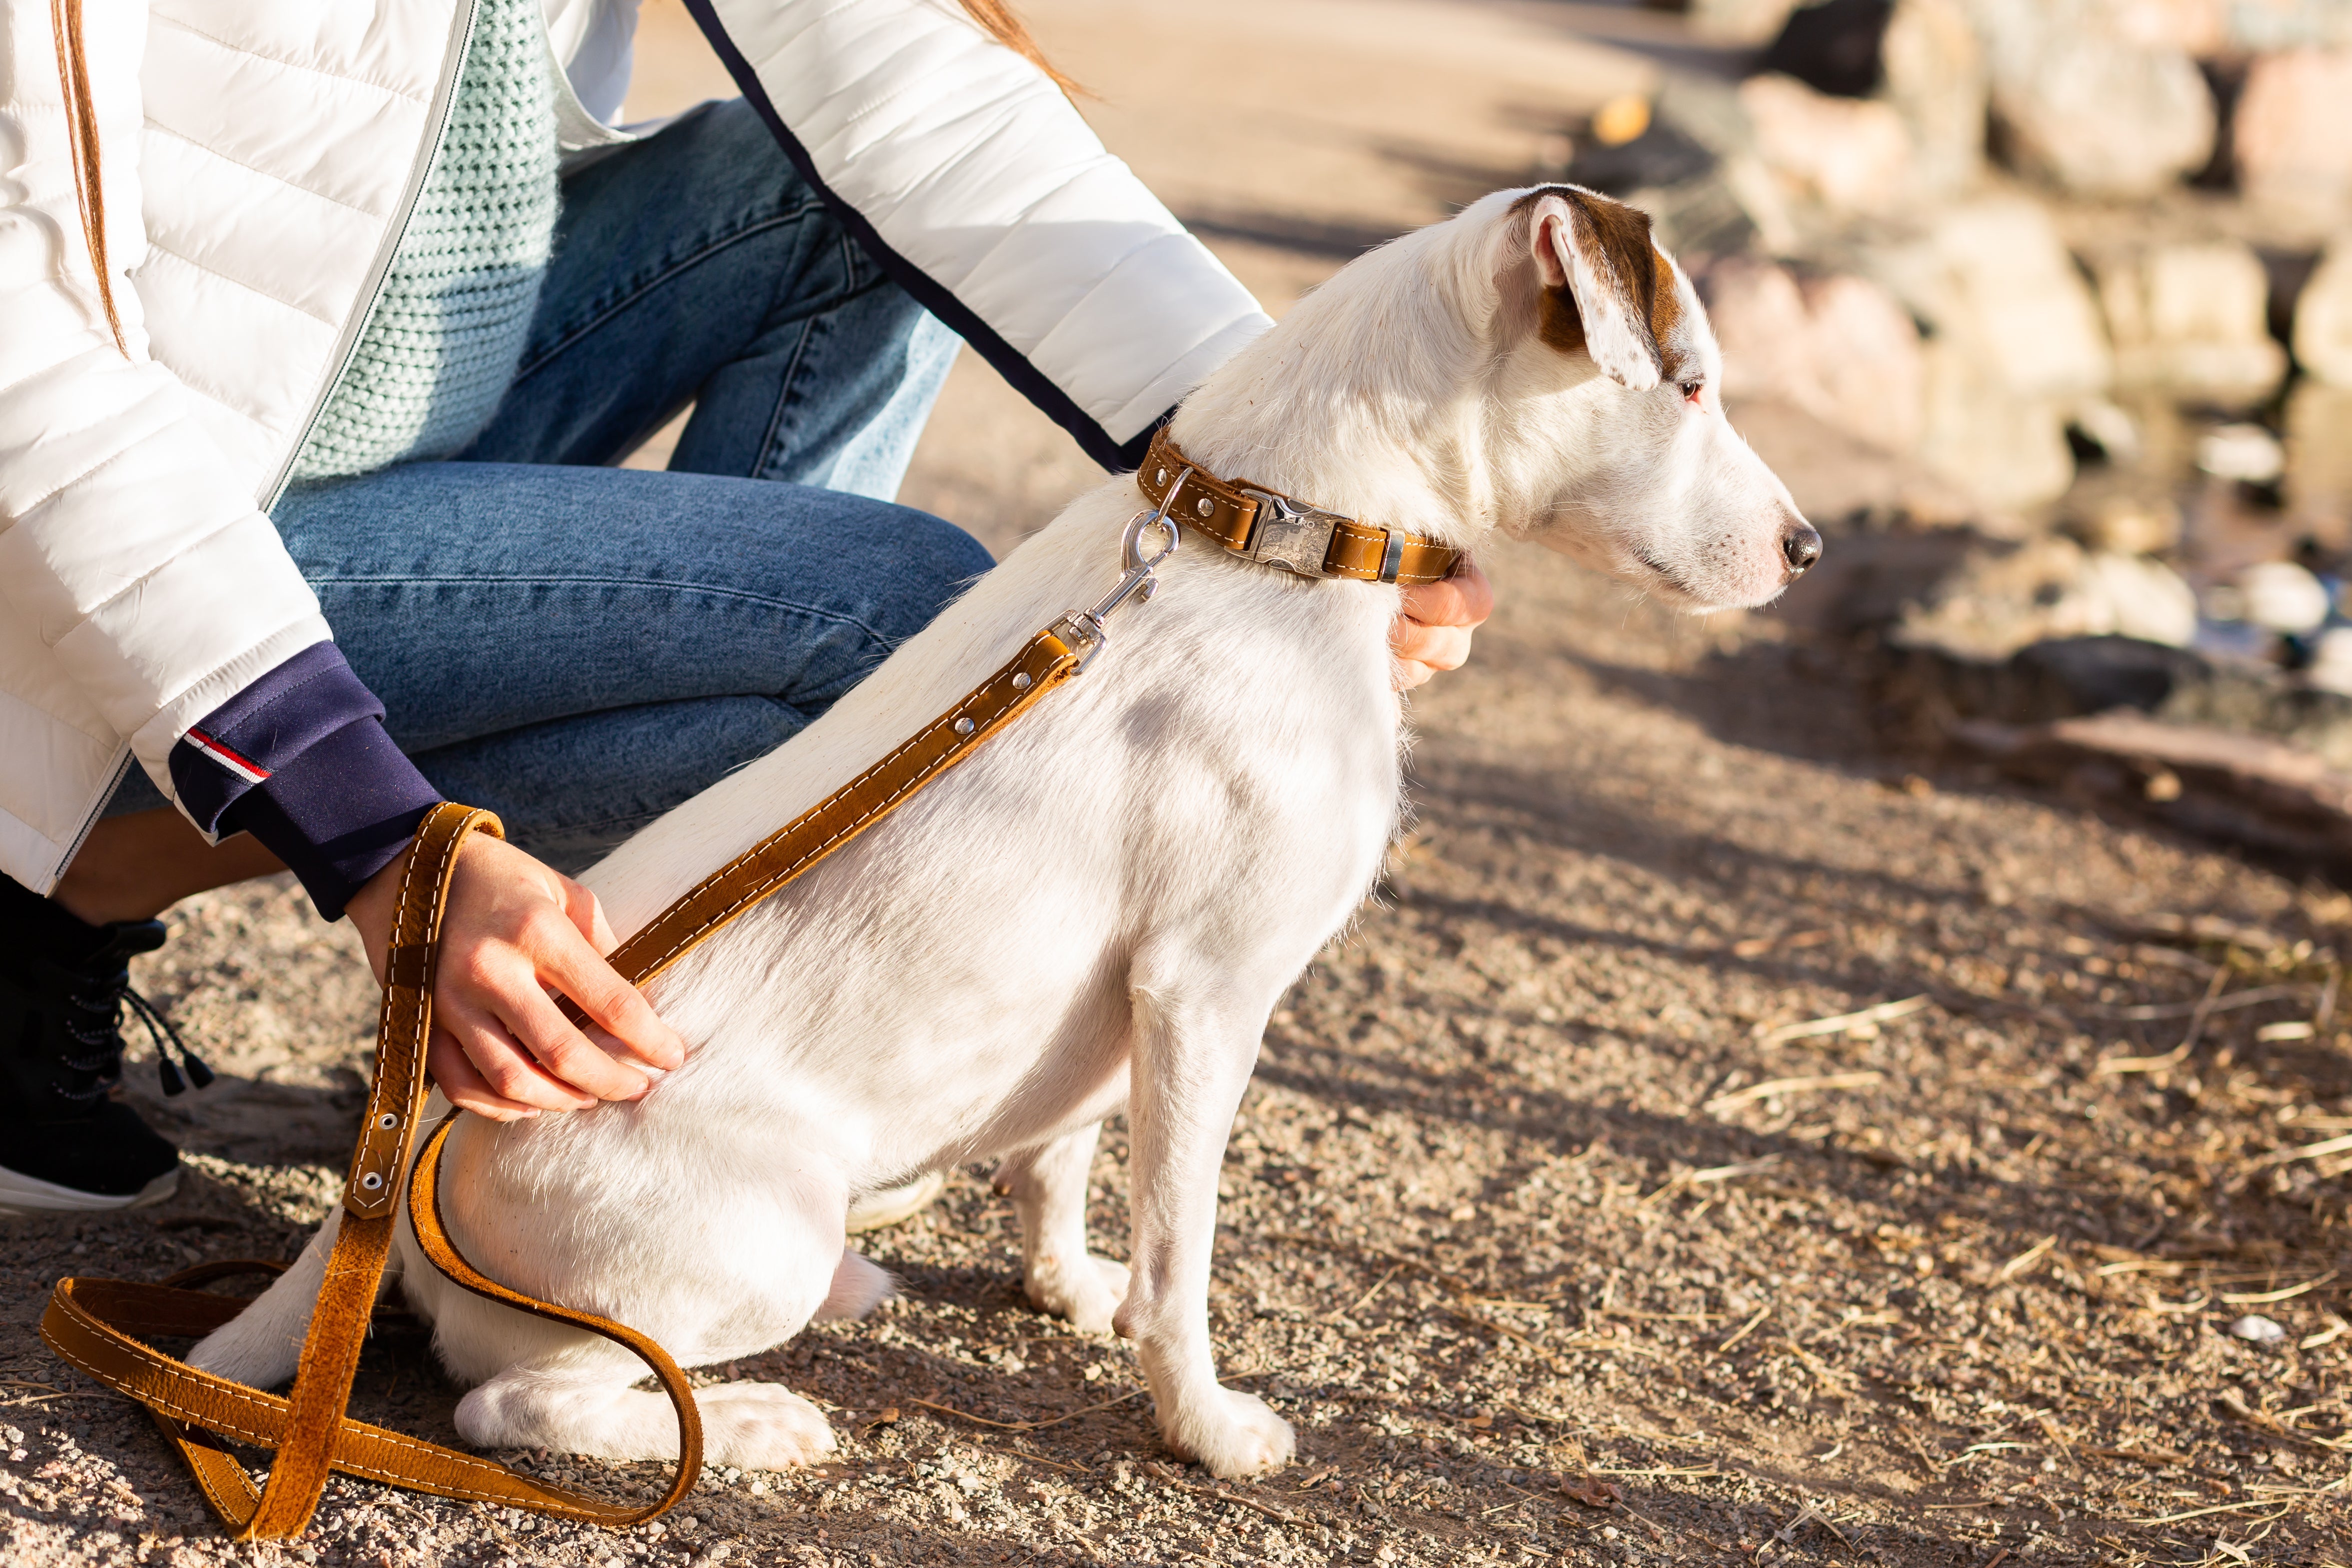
57, 972, 213, 1101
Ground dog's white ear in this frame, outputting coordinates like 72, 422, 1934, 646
1525, 189, 1665, 391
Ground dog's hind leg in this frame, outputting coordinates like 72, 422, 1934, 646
1113, 988, 1295, 1479
424, 1148, 858, 1470
456, 1359, 838, 1470
997, 1123, 1129, 1333
189, 1205, 375, 1387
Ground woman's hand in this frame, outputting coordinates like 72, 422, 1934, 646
1391, 560, 1495, 690
344, 833, 686, 1121
332, 561, 1492, 1119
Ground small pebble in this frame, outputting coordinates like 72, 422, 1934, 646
2231, 1315, 2286, 1343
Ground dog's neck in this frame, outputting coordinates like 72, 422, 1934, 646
1166, 222, 1522, 553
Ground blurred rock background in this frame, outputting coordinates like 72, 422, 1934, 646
1621, 0, 2352, 869
615, 0, 2352, 876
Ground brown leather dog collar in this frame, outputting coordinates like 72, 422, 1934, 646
1138, 426, 1462, 586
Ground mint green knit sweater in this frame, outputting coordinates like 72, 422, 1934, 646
290, 0, 558, 480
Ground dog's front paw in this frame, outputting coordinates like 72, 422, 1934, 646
1158, 1386, 1295, 1479
700, 1382, 839, 1470
1024, 1253, 1130, 1335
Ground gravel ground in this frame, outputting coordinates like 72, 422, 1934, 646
12, 5, 2352, 1566
8, 538, 2350, 1568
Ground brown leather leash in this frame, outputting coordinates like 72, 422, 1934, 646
40, 599, 1098, 1541
37, 446, 1456, 1542
40, 806, 715, 1537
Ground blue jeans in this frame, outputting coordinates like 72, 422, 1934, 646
111, 100, 992, 873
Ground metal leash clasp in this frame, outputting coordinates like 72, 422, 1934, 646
1052, 469, 1186, 671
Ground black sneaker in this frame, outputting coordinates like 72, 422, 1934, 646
0, 880, 209, 1216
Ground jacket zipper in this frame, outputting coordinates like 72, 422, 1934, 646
256, 0, 486, 511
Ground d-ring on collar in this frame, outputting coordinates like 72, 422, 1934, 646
1136, 426, 1463, 586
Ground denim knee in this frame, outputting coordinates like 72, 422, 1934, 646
870, 506, 997, 646
673, 96, 813, 207
681, 98, 940, 338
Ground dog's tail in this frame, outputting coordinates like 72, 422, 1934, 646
185, 1204, 368, 1387
813, 1247, 895, 1322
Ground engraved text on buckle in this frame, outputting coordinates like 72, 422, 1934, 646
1240, 490, 1345, 576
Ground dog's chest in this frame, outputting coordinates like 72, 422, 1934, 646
1096, 580, 1407, 893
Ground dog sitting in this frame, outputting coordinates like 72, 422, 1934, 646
192, 184, 1817, 1480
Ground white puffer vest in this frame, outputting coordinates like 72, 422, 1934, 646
0, 0, 1271, 893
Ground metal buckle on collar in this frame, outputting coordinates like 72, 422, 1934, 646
1238, 489, 1346, 577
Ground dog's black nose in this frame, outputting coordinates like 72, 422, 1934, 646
1781, 520, 1823, 577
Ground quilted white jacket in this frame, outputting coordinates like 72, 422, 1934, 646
0, 0, 1272, 894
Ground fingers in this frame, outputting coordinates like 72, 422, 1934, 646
564, 876, 621, 956
420, 836, 687, 1109
1396, 561, 1495, 633
425, 1026, 551, 1122
454, 920, 660, 1102
355, 830, 685, 1116
1391, 618, 1477, 673
444, 976, 614, 1107
1390, 562, 1493, 690
536, 917, 688, 1072
1390, 616, 1477, 690
547, 875, 682, 1066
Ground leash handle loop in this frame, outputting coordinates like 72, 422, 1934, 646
45, 604, 1110, 1541
40, 805, 697, 1539
348, 805, 495, 1218
244, 804, 499, 1537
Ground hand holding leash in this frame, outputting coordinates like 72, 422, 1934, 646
343, 832, 685, 1120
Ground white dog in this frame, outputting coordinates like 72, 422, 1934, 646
193, 185, 1816, 1480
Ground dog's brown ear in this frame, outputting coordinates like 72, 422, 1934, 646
1524, 188, 1665, 391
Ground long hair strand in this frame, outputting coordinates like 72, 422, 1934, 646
955, 0, 1083, 97
49, 0, 126, 354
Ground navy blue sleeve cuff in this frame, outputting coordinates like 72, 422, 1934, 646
168, 642, 443, 921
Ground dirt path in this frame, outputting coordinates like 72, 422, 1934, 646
11, 538, 2345, 1568
8, 4, 2351, 1567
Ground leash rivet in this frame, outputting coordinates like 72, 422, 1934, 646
953, 716, 976, 737
1195, 497, 1214, 518
377, 1113, 398, 1130
360, 1172, 384, 1191
1154, 467, 1167, 485
1012, 672, 1032, 691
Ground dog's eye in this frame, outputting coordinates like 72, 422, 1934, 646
1679, 381, 1704, 404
